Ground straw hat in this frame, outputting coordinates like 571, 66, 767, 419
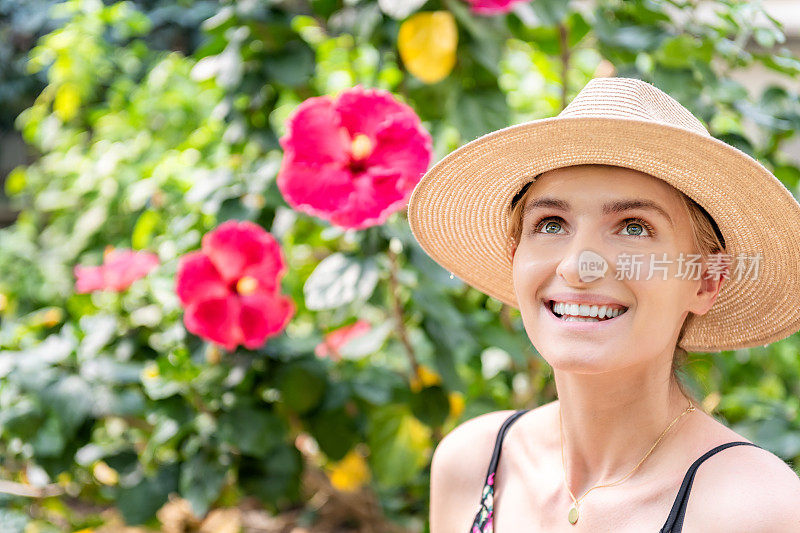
406, 76, 800, 353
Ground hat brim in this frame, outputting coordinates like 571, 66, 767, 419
407, 116, 800, 353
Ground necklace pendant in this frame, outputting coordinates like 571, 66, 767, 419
568, 505, 579, 524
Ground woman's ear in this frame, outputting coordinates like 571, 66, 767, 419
690, 270, 727, 316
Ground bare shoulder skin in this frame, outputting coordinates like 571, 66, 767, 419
682, 440, 800, 533
429, 409, 517, 533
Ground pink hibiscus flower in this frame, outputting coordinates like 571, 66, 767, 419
74, 248, 159, 293
467, 0, 527, 15
174, 220, 295, 351
278, 86, 432, 230
315, 320, 372, 361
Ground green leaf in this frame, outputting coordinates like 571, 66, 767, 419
132, 210, 161, 249
410, 385, 450, 428
238, 444, 302, 504
264, 41, 315, 87
367, 404, 430, 487
217, 407, 285, 458
530, 0, 570, 26
32, 414, 66, 458
304, 253, 379, 310
451, 87, 509, 143
276, 360, 327, 415
44, 375, 93, 433
773, 165, 800, 191
0, 398, 44, 441
350, 367, 403, 406
117, 463, 179, 525
0, 509, 29, 533
336, 319, 392, 360
308, 407, 359, 461
179, 448, 228, 518
655, 35, 711, 68
567, 11, 591, 47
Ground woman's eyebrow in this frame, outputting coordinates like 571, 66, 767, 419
523, 196, 674, 228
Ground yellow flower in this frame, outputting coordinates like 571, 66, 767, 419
398, 11, 457, 84
142, 363, 160, 380
92, 461, 119, 486
410, 364, 441, 392
54, 82, 81, 121
327, 449, 371, 492
448, 391, 465, 420
404, 414, 432, 454
41, 308, 63, 327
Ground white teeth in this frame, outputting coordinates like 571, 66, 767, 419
563, 316, 601, 322
551, 301, 627, 320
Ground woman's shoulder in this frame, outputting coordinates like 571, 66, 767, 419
428, 408, 520, 533
431, 408, 519, 486
431, 402, 555, 476
678, 413, 800, 531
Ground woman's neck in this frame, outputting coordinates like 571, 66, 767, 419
553, 364, 695, 496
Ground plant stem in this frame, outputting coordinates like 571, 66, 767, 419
559, 21, 571, 110
0, 479, 64, 498
386, 248, 420, 381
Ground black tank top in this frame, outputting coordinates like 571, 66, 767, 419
469, 409, 761, 532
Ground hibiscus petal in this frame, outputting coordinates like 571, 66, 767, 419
365, 114, 432, 192
183, 295, 242, 351
74, 264, 106, 294
202, 220, 286, 286
103, 249, 160, 291
277, 158, 355, 215
238, 291, 295, 350
279, 96, 351, 165
468, 0, 524, 15
175, 251, 229, 306
315, 319, 372, 360
329, 171, 402, 230
335, 86, 416, 139
277, 86, 432, 231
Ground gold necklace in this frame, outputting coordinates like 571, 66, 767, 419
559, 398, 696, 525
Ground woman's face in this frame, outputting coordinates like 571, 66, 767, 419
512, 164, 722, 373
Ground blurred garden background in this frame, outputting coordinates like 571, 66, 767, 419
1, 0, 800, 531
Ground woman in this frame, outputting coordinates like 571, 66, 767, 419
406, 77, 800, 532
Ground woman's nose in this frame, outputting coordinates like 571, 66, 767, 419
555, 228, 608, 284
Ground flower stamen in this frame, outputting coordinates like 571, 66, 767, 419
350, 133, 374, 160
236, 275, 258, 295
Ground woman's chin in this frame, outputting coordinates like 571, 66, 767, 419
540, 349, 620, 373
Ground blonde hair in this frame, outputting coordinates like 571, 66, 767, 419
505, 167, 726, 409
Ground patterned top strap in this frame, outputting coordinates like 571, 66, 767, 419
470, 409, 530, 533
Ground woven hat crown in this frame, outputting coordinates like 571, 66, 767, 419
559, 77, 709, 136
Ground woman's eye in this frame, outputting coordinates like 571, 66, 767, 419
620, 218, 655, 238
531, 216, 655, 238
531, 217, 564, 234
541, 220, 563, 234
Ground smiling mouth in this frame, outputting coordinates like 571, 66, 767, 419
547, 300, 629, 322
